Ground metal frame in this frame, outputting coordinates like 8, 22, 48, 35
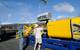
29, 35, 80, 50
42, 38, 80, 50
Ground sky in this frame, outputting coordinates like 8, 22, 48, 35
0, 0, 80, 24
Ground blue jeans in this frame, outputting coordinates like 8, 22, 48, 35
19, 37, 28, 50
19, 38, 24, 50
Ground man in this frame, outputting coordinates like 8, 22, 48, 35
34, 24, 43, 50
16, 24, 24, 50
23, 24, 34, 49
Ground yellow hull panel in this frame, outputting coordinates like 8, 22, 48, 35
47, 18, 72, 38
71, 17, 80, 39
